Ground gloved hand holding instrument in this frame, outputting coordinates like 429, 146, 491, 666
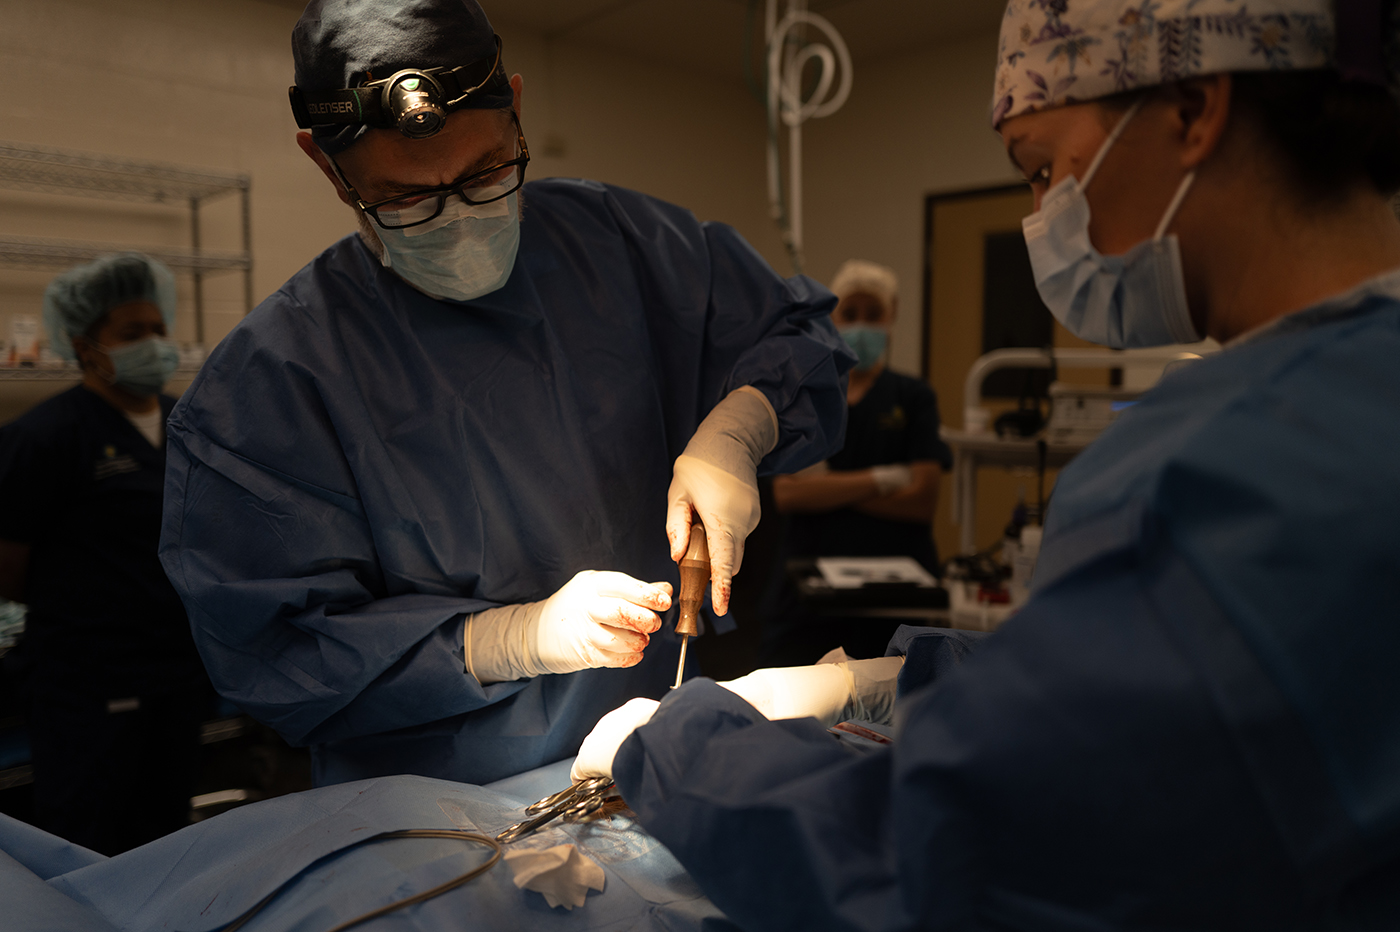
468, 388, 776, 687
666, 386, 778, 618
664, 386, 778, 688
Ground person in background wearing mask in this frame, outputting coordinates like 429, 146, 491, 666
0, 254, 209, 855
773, 260, 951, 573
761, 260, 951, 663
570, 1, 1400, 927
159, 0, 850, 789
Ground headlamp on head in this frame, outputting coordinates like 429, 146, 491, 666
384, 71, 446, 137
289, 34, 507, 141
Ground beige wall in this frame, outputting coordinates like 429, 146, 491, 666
0, 0, 1013, 343
0, 0, 790, 357
0, 0, 1015, 407
0, 0, 319, 351
0, 0, 1047, 573
801, 29, 1020, 378
499, 27, 787, 268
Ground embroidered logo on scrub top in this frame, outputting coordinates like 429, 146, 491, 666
877, 405, 907, 431
94, 444, 141, 481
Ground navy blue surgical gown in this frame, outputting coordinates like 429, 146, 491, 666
613, 274, 1400, 930
159, 179, 850, 787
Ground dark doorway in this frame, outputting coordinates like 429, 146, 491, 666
981, 230, 1053, 398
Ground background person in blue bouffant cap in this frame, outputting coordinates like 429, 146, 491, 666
570, 0, 1400, 927
0, 254, 210, 855
158, 0, 853, 788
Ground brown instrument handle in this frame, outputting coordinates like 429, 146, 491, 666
675, 522, 710, 638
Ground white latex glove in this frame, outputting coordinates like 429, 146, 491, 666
666, 386, 779, 615
571, 697, 660, 781
465, 573, 672, 684
718, 656, 905, 727
870, 464, 914, 496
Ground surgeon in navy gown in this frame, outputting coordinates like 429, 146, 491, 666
572, 2, 1400, 929
158, 0, 851, 788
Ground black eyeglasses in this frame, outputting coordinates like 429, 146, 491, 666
342, 114, 530, 230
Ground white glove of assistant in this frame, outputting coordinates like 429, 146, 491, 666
566, 657, 904, 781
718, 655, 904, 727
667, 387, 779, 615
465, 572, 672, 685
870, 464, 914, 496
571, 697, 660, 781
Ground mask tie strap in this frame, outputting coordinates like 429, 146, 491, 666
1153, 171, 1197, 241
1078, 96, 1145, 193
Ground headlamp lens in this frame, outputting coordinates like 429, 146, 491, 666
387, 72, 446, 139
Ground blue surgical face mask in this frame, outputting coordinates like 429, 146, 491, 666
375, 177, 521, 303
839, 325, 888, 372
102, 336, 179, 396
1022, 99, 1202, 348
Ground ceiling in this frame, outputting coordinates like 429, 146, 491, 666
263, 1, 1007, 84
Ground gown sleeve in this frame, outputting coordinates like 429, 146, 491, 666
159, 304, 525, 748
599, 185, 855, 475
613, 527, 1369, 931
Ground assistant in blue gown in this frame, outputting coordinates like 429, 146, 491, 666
612, 277, 1400, 930
159, 178, 850, 787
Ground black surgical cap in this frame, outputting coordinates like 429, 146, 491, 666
292, 0, 513, 155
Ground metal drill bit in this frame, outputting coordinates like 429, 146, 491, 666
673, 634, 689, 689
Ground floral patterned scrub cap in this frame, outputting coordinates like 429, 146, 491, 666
991, 0, 1399, 128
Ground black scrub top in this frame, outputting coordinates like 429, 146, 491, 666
788, 368, 953, 571
0, 386, 203, 697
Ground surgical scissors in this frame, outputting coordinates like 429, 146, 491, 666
495, 776, 615, 844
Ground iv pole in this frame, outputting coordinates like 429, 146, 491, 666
765, 0, 853, 273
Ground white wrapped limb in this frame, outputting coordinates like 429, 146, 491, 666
718, 656, 904, 727
567, 656, 903, 781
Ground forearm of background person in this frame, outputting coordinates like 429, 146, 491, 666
772, 468, 880, 514
0, 539, 29, 603
854, 462, 941, 523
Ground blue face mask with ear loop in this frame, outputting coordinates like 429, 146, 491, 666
326, 147, 523, 303
1021, 98, 1204, 348
100, 336, 180, 396
374, 181, 522, 303
839, 325, 889, 372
